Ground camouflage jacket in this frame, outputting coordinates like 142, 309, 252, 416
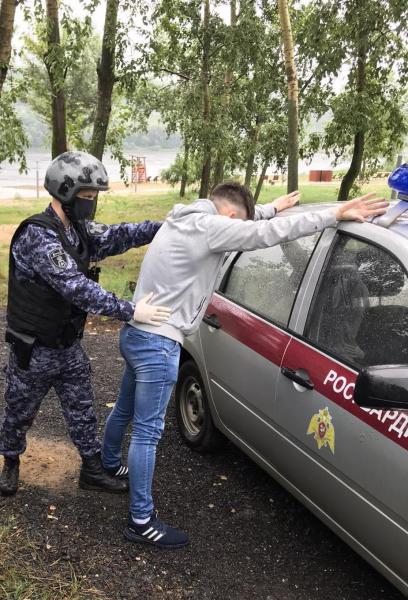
11, 204, 161, 321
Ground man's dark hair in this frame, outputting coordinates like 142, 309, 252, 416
210, 182, 255, 220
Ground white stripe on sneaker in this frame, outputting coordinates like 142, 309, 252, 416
142, 527, 154, 536
153, 532, 165, 542
116, 466, 128, 476
148, 530, 159, 539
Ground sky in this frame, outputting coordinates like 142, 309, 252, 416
13, 0, 232, 44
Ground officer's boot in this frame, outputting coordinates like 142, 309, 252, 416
79, 452, 128, 493
0, 456, 20, 496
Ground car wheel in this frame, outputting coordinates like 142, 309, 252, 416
175, 360, 226, 452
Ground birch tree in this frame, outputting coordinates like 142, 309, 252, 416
278, 0, 299, 192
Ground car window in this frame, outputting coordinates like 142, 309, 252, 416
305, 234, 408, 367
223, 234, 319, 327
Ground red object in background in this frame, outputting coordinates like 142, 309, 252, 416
321, 170, 333, 182
131, 156, 147, 183
309, 170, 333, 182
309, 170, 321, 182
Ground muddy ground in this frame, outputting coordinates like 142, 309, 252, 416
0, 314, 404, 600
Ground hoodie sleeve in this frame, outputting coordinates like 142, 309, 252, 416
205, 208, 337, 253
253, 203, 277, 221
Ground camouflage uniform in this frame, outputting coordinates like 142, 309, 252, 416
0, 204, 160, 458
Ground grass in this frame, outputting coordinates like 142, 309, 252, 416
0, 516, 104, 600
0, 180, 392, 306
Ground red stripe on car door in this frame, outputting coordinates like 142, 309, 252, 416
208, 294, 408, 451
282, 338, 408, 451
207, 295, 290, 366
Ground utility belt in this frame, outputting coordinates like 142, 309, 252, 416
5, 322, 85, 369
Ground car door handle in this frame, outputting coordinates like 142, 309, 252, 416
203, 313, 221, 329
281, 367, 314, 390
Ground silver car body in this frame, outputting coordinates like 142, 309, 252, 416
180, 204, 408, 596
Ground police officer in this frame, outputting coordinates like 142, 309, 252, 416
0, 151, 170, 496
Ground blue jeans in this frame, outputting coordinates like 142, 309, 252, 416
102, 325, 181, 519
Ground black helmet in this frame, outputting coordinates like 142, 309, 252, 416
44, 151, 109, 204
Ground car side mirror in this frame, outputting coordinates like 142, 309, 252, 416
354, 365, 408, 409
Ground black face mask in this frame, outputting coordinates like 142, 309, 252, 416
62, 196, 96, 222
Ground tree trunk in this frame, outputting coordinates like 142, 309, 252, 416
180, 141, 189, 197
89, 0, 119, 160
278, 0, 298, 193
199, 156, 212, 198
45, 0, 67, 158
0, 0, 18, 96
338, 131, 365, 201
213, 151, 224, 186
244, 153, 255, 188
199, 0, 211, 198
359, 157, 366, 181
254, 162, 268, 203
338, 28, 368, 201
244, 118, 261, 187
212, 0, 237, 187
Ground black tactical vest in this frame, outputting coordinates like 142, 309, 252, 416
7, 212, 91, 348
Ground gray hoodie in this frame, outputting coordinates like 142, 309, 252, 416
129, 199, 337, 344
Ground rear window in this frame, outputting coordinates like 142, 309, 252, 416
223, 234, 319, 327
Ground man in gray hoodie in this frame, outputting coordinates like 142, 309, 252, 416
101, 182, 387, 549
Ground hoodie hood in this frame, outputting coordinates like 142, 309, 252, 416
169, 199, 217, 219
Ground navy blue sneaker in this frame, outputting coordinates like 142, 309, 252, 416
103, 463, 128, 479
124, 511, 189, 549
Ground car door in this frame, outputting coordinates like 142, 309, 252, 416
274, 227, 408, 585
199, 233, 320, 463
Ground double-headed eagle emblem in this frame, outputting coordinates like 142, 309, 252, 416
307, 407, 335, 454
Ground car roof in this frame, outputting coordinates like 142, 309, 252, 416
274, 201, 408, 240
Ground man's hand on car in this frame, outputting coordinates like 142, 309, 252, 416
272, 191, 301, 213
133, 292, 171, 326
335, 193, 388, 222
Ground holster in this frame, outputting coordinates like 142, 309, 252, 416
5, 327, 36, 370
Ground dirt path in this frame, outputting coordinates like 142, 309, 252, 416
0, 315, 404, 600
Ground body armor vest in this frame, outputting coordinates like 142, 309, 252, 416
7, 212, 91, 348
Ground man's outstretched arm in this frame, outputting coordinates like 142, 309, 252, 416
207, 194, 388, 253
254, 191, 300, 221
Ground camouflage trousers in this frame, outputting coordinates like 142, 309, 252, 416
0, 340, 101, 458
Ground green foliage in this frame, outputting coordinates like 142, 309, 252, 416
0, 81, 29, 171
3, 0, 407, 189
305, 0, 408, 193
160, 150, 201, 186
21, 27, 100, 149
140, 1, 290, 193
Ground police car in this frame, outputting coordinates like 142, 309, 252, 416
175, 167, 408, 596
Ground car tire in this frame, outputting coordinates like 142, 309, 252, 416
175, 360, 226, 452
